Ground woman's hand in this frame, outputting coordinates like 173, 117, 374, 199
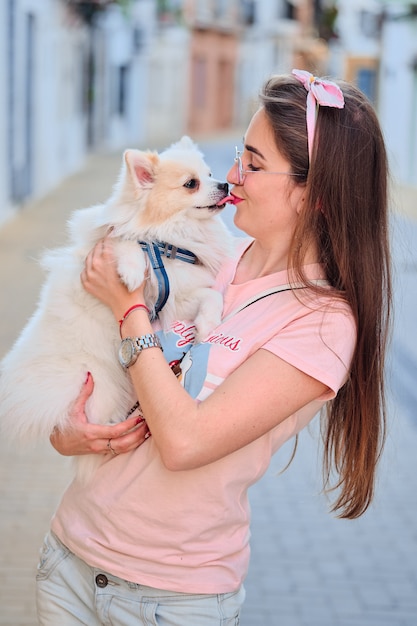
50, 372, 150, 457
81, 235, 146, 320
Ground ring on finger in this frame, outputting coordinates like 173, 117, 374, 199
107, 438, 118, 456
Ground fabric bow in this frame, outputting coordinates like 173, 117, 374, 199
292, 69, 345, 161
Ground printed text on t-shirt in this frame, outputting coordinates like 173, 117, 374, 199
171, 321, 196, 347
205, 332, 241, 351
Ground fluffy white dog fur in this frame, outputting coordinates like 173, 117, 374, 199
0, 136, 233, 482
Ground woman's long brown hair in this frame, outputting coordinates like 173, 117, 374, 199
260, 75, 392, 519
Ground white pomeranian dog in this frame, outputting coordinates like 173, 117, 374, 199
0, 136, 233, 482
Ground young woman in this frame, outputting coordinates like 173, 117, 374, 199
36, 70, 391, 625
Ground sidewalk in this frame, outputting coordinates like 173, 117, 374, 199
0, 152, 121, 626
1, 146, 417, 625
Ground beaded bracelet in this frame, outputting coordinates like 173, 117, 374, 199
119, 304, 151, 337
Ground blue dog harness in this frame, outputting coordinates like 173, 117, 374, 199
139, 241, 199, 320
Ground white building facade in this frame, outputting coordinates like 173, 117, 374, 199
330, 0, 417, 189
2, 0, 92, 222
0, 0, 156, 225
0, 1, 9, 221
378, 2, 417, 186
5, 1, 413, 226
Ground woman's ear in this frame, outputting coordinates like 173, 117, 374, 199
295, 194, 306, 215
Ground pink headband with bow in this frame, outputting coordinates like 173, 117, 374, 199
292, 69, 345, 161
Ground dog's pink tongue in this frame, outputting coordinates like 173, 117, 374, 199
217, 195, 236, 206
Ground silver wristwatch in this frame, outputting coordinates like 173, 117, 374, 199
118, 334, 162, 369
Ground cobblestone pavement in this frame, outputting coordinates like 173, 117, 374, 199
0, 141, 417, 625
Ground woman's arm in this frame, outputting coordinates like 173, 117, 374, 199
80, 237, 327, 470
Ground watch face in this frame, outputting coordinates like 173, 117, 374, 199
119, 338, 135, 367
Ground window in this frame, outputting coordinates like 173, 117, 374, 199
241, 0, 255, 25
357, 68, 377, 103
117, 64, 129, 115
283, 0, 295, 20
192, 57, 207, 109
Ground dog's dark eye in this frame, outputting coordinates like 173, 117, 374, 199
184, 179, 199, 190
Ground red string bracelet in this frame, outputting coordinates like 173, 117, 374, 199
119, 304, 151, 337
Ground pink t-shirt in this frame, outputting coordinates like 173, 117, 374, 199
51, 239, 356, 594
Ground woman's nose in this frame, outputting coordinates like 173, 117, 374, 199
227, 161, 239, 185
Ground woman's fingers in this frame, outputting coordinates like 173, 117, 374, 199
95, 413, 146, 440
51, 412, 150, 457
70, 372, 94, 424
104, 419, 151, 456
81, 237, 128, 314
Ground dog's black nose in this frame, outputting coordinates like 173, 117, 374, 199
217, 182, 229, 193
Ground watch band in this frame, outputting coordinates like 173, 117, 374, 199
132, 334, 162, 352
119, 333, 163, 369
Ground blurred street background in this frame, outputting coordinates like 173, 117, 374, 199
1, 1, 417, 625
1, 134, 417, 626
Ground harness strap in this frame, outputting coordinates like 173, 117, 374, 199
140, 242, 170, 320
138, 240, 199, 320
139, 241, 198, 265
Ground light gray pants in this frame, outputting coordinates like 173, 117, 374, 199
36, 531, 245, 625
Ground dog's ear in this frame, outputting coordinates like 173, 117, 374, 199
177, 136, 196, 150
168, 136, 200, 153
124, 150, 159, 189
